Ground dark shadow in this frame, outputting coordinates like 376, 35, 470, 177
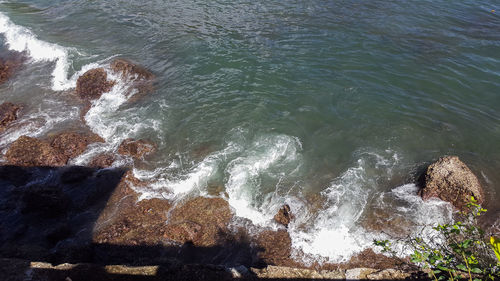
0, 165, 419, 281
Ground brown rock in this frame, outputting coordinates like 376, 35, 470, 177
346, 248, 404, 270
75, 68, 115, 100
0, 54, 24, 85
255, 229, 293, 266
110, 59, 155, 102
93, 171, 172, 245
5, 136, 68, 166
118, 138, 156, 159
50, 132, 104, 160
111, 59, 154, 82
274, 204, 294, 227
164, 197, 232, 247
420, 156, 483, 210
0, 102, 21, 132
88, 153, 115, 168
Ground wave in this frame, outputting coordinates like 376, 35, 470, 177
0, 11, 97, 91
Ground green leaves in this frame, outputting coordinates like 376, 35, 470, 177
372, 197, 500, 281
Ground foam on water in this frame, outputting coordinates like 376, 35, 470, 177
0, 101, 79, 151
225, 134, 303, 226
0, 11, 98, 91
288, 154, 390, 264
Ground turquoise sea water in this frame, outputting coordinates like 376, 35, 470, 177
0, 0, 499, 263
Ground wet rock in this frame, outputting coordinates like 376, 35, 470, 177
111, 59, 154, 82
5, 136, 68, 166
164, 197, 232, 247
0, 102, 21, 132
274, 204, 293, 227
50, 132, 104, 160
110, 59, 155, 102
88, 153, 115, 168
0, 54, 24, 85
420, 156, 483, 210
75, 68, 115, 100
255, 229, 293, 266
118, 138, 156, 159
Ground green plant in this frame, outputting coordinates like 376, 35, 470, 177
374, 197, 500, 281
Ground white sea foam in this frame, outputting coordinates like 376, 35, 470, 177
0, 11, 98, 91
0, 102, 79, 151
289, 155, 386, 264
130, 141, 241, 200
225, 134, 303, 226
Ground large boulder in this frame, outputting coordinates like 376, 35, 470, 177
420, 156, 483, 210
0, 54, 24, 85
5, 136, 68, 166
75, 68, 115, 100
0, 102, 21, 132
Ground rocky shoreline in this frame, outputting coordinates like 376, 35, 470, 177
0, 54, 493, 280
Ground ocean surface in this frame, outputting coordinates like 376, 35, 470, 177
0, 0, 499, 264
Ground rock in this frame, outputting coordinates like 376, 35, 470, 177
346, 248, 404, 270
345, 268, 377, 280
255, 229, 293, 266
251, 265, 345, 279
274, 204, 293, 227
0, 166, 32, 187
118, 138, 156, 159
50, 132, 104, 160
88, 153, 115, 168
111, 59, 154, 82
0, 54, 24, 85
75, 68, 115, 100
5, 136, 68, 166
164, 197, 232, 247
0, 102, 21, 132
366, 268, 412, 280
21, 185, 71, 218
420, 156, 483, 210
110, 59, 155, 102
60, 166, 95, 184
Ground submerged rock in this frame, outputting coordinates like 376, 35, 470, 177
420, 156, 483, 210
274, 204, 293, 227
75, 68, 115, 100
0, 53, 24, 85
118, 138, 156, 159
0, 102, 21, 132
5, 136, 68, 166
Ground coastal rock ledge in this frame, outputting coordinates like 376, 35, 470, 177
420, 156, 483, 210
